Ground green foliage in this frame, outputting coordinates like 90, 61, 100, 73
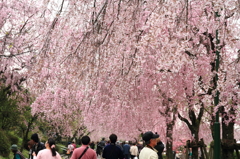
0, 131, 10, 157
56, 143, 67, 155
0, 85, 21, 130
6, 133, 19, 145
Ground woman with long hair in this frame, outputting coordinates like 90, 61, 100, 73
36, 138, 62, 159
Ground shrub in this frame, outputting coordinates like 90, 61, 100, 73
0, 130, 11, 157
6, 133, 19, 145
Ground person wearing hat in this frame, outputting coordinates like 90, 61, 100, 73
139, 131, 159, 159
30, 133, 45, 159
10, 144, 25, 159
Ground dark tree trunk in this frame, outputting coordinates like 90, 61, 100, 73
190, 133, 199, 159
20, 115, 37, 152
178, 100, 204, 159
221, 107, 235, 159
158, 93, 176, 159
166, 122, 174, 159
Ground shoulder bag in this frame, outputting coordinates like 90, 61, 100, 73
78, 147, 89, 159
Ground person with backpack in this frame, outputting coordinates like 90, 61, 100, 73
10, 144, 25, 159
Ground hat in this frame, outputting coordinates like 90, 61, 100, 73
10, 144, 18, 151
125, 141, 129, 144
142, 131, 159, 144
31, 133, 39, 143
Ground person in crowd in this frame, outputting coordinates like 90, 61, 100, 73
175, 152, 180, 159
90, 141, 95, 150
96, 141, 101, 157
67, 142, 74, 156
36, 138, 61, 159
139, 131, 159, 159
106, 140, 110, 146
123, 141, 131, 159
71, 136, 97, 159
10, 144, 25, 159
137, 142, 143, 154
72, 141, 77, 150
102, 134, 124, 159
28, 140, 36, 159
116, 141, 123, 151
130, 142, 138, 159
30, 133, 45, 159
154, 133, 164, 159
188, 148, 192, 159
98, 137, 106, 158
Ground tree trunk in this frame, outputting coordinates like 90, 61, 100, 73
191, 138, 199, 159
166, 122, 173, 159
221, 107, 235, 159
20, 115, 37, 152
178, 103, 204, 159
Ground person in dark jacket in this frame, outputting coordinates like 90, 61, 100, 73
102, 134, 124, 159
123, 141, 131, 159
98, 137, 106, 158
30, 133, 45, 158
154, 134, 164, 159
90, 141, 95, 150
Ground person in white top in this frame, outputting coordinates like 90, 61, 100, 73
130, 143, 138, 159
139, 131, 159, 159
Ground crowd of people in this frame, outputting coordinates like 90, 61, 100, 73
10, 131, 165, 159
11, 133, 61, 159
68, 131, 164, 159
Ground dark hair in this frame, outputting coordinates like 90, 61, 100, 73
28, 140, 35, 149
48, 138, 57, 156
109, 134, 117, 143
31, 133, 39, 143
82, 136, 90, 145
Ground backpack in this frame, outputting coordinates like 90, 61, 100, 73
16, 151, 26, 159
